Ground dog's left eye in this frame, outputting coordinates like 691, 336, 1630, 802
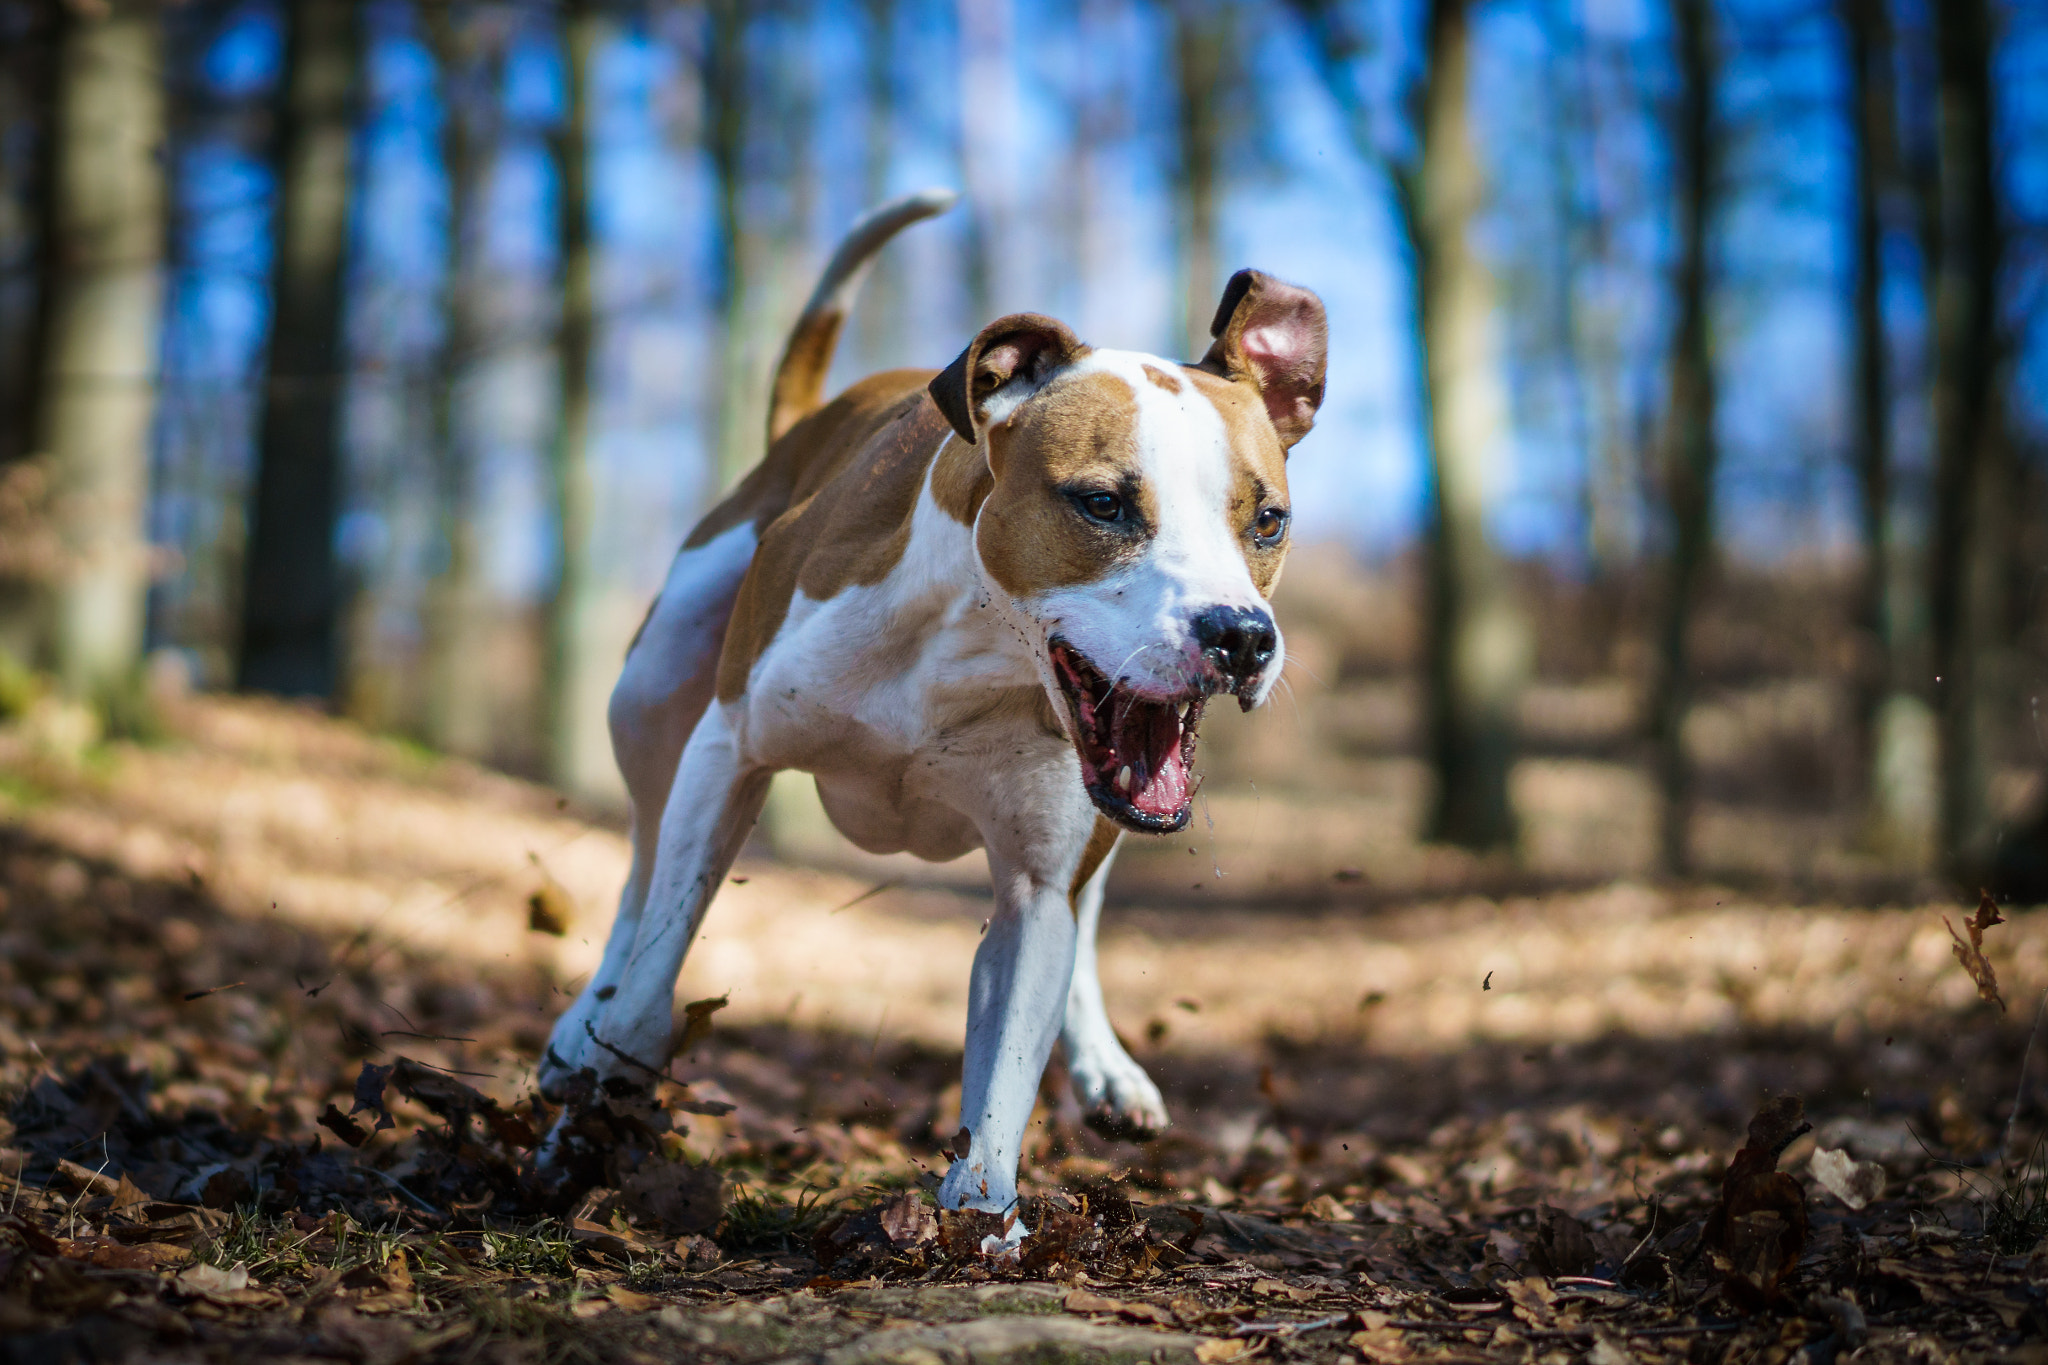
1077, 491, 1124, 523
1253, 506, 1288, 543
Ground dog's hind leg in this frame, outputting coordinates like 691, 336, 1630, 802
538, 521, 756, 1097
587, 702, 769, 1072
1060, 840, 1170, 1139
539, 704, 771, 1171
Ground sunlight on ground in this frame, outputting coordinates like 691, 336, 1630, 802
1, 696, 2036, 1070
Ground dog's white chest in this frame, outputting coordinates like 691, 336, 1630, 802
737, 574, 1070, 862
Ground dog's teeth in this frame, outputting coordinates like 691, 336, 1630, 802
1116, 765, 1132, 792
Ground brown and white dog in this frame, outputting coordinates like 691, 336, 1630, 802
537, 190, 1327, 1219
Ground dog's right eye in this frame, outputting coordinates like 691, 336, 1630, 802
1076, 491, 1124, 523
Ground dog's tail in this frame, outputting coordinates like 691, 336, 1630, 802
764, 187, 959, 447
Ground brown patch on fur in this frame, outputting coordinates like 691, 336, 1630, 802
976, 369, 1148, 598
1141, 363, 1183, 394
1068, 816, 1120, 915
713, 373, 954, 702
1182, 366, 1291, 595
929, 433, 994, 527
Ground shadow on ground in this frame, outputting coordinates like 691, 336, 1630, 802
3, 820, 2047, 1362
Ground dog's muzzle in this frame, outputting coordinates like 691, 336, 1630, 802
1049, 640, 1207, 834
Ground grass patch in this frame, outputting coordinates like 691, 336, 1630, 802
717, 1182, 840, 1257
477, 1219, 578, 1278
1983, 1135, 2048, 1255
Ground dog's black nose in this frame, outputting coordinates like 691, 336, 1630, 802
1191, 605, 1277, 687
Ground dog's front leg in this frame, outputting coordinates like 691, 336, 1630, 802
938, 861, 1078, 1214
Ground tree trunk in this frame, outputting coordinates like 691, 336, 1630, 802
956, 0, 1017, 327
1412, 0, 1525, 850
703, 0, 755, 491
1843, 0, 1936, 866
0, 2, 60, 471
1286, 0, 1526, 850
545, 0, 606, 795
0, 2, 63, 664
1169, 0, 1229, 356
857, 0, 899, 370
420, 4, 497, 758
32, 1, 167, 700
1647, 0, 1718, 876
1927, 0, 2004, 878
239, 0, 360, 698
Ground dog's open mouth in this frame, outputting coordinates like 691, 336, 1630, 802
1050, 640, 1204, 833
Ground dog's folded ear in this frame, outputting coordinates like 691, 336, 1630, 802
1199, 270, 1328, 449
930, 314, 1088, 445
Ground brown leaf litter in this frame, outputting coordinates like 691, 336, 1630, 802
1, 809, 2047, 1360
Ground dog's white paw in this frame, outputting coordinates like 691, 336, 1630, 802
536, 995, 605, 1099
1067, 1045, 1169, 1141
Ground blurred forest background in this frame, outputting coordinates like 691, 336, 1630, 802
2, 0, 2048, 903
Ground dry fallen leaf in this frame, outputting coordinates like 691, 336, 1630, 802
318, 1102, 370, 1147
1530, 1204, 1598, 1276
570, 1217, 654, 1259
57, 1235, 153, 1270
1348, 1327, 1413, 1362
1196, 1339, 1254, 1363
1943, 890, 2007, 1011
1064, 1288, 1174, 1324
605, 1283, 661, 1312
1707, 1094, 1811, 1302
174, 1261, 248, 1296
1302, 1192, 1355, 1221
1809, 1146, 1885, 1210
617, 1157, 724, 1236
675, 994, 729, 1055
108, 1171, 148, 1215
350, 1061, 396, 1132
876, 1189, 936, 1249
527, 857, 574, 936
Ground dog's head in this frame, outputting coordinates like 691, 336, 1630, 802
929, 271, 1328, 834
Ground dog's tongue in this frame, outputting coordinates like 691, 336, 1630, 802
1116, 702, 1189, 818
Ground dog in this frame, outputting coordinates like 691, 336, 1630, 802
537, 189, 1327, 1217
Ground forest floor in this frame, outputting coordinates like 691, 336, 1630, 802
0, 694, 2045, 1363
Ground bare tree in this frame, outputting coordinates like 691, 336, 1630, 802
857, 0, 899, 369
1647, 0, 1720, 875
1290, 0, 1528, 850
239, 0, 361, 697
956, 0, 1019, 326
1168, 0, 1232, 355
0, 1, 62, 665
32, 0, 168, 700
702, 0, 752, 490
1411, 0, 1526, 850
545, 0, 607, 794
1926, 0, 2005, 877
1842, 0, 1935, 865
419, 3, 497, 757
0, 2, 56, 474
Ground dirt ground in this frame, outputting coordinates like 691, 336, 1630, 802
1, 695, 2046, 1363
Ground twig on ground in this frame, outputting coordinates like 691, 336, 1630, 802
1232, 1314, 1349, 1337
2001, 986, 2048, 1164
362, 1166, 441, 1216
